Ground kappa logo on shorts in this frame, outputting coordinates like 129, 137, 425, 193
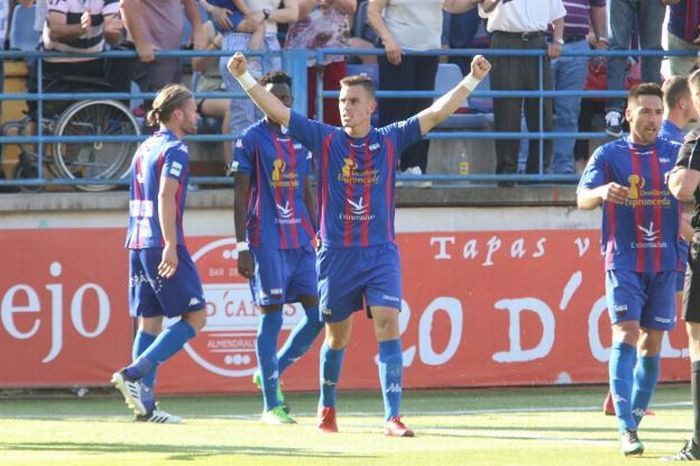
322, 308, 332, 317
613, 304, 628, 316
270, 288, 283, 297
654, 316, 673, 324
382, 294, 400, 303
188, 297, 201, 306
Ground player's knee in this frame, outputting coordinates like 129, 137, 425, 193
638, 329, 664, 356
184, 309, 207, 333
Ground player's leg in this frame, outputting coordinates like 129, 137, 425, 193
605, 269, 644, 455
632, 271, 676, 427
114, 247, 206, 416
277, 245, 324, 377
133, 316, 162, 390
318, 316, 353, 433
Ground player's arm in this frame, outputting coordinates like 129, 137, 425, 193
233, 173, 255, 279
157, 177, 180, 278
669, 167, 700, 202
303, 175, 318, 232
415, 55, 491, 136
682, 211, 694, 242
226, 52, 291, 127
576, 183, 630, 210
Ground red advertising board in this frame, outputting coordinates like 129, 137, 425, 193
0, 228, 690, 393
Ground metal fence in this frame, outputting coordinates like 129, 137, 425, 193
0, 47, 694, 189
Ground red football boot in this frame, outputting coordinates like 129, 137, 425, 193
317, 407, 338, 433
383, 416, 415, 437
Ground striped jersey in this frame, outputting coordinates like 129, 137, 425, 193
125, 130, 190, 249
230, 119, 315, 249
578, 136, 682, 272
668, 0, 700, 43
43, 0, 120, 62
288, 111, 422, 248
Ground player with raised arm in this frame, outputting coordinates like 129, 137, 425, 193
229, 71, 324, 424
226, 51, 490, 436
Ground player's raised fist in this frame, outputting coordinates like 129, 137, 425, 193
470, 55, 491, 80
227, 52, 248, 77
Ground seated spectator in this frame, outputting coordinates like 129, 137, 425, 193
28, 0, 124, 116
666, 0, 700, 77
205, 0, 266, 55
192, 20, 232, 156
213, 0, 299, 138
284, 0, 356, 125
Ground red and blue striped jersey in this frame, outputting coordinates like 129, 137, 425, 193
125, 130, 189, 250
288, 111, 422, 248
231, 119, 316, 249
578, 136, 682, 272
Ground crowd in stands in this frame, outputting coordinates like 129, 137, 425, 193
1, 0, 700, 183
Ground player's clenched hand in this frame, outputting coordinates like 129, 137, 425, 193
600, 182, 629, 205
237, 250, 254, 279
158, 244, 179, 278
227, 52, 248, 77
470, 55, 491, 81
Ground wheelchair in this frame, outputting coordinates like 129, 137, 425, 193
1, 74, 141, 192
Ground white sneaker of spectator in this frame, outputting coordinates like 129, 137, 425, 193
399, 166, 431, 188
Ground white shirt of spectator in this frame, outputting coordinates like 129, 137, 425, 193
479, 0, 567, 34
35, 0, 49, 33
383, 0, 443, 51
0, 0, 8, 44
42, 0, 120, 62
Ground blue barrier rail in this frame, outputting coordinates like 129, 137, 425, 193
0, 47, 695, 189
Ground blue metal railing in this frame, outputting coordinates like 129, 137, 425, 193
0, 47, 695, 189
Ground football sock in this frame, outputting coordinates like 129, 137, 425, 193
132, 330, 158, 389
125, 320, 196, 381
609, 341, 638, 431
378, 339, 403, 421
631, 354, 660, 426
319, 342, 345, 409
277, 305, 324, 375
692, 361, 700, 446
256, 311, 283, 411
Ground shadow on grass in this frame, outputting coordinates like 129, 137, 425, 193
0, 442, 373, 461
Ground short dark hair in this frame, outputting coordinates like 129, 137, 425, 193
259, 71, 292, 87
147, 84, 193, 126
689, 69, 700, 94
627, 82, 664, 107
662, 76, 690, 110
339, 75, 375, 99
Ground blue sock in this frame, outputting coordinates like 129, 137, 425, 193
378, 339, 403, 421
125, 320, 196, 380
631, 354, 660, 427
319, 342, 345, 409
132, 330, 158, 389
277, 305, 324, 375
256, 312, 283, 411
609, 341, 638, 431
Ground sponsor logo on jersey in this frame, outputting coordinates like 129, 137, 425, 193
169, 162, 183, 177
631, 221, 668, 249
339, 196, 377, 221
275, 201, 301, 225
625, 174, 673, 207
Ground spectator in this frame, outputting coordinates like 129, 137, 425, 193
368, 0, 477, 176
27, 0, 123, 117
204, 0, 266, 53
667, 0, 700, 77
284, 0, 356, 125
446, 7, 486, 75
113, 0, 204, 113
550, 0, 607, 175
603, 0, 666, 137
212, 0, 299, 138
192, 20, 232, 157
479, 0, 566, 183
32, 0, 47, 34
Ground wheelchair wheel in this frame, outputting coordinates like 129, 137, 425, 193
52, 100, 140, 192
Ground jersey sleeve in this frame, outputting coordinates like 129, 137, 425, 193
162, 143, 189, 183
380, 116, 423, 156
676, 131, 700, 171
288, 111, 334, 155
103, 0, 120, 15
230, 134, 255, 175
577, 146, 607, 191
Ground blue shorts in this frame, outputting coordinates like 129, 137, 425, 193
129, 246, 205, 318
605, 269, 676, 330
318, 242, 402, 323
249, 244, 318, 306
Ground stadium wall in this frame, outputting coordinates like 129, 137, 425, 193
0, 189, 690, 393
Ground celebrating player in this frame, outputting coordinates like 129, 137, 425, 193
226, 50, 491, 436
577, 83, 682, 456
111, 84, 207, 423
229, 71, 324, 424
